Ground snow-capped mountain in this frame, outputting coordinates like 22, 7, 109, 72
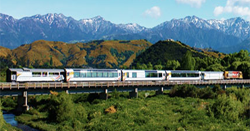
179, 16, 250, 39
0, 13, 250, 53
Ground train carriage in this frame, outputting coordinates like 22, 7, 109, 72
121, 70, 166, 81
201, 71, 224, 80
64, 68, 121, 82
7, 68, 64, 82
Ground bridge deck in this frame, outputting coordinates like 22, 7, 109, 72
1, 80, 250, 90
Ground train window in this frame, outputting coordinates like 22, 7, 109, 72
67, 72, 70, 76
109, 73, 113, 77
145, 72, 150, 77
159, 73, 162, 77
32, 72, 41, 77
132, 72, 137, 78
74, 72, 80, 78
87, 72, 91, 77
80, 73, 86, 77
92, 72, 97, 77
11, 71, 16, 75
151, 73, 158, 77
103, 72, 108, 77
146, 73, 158, 77
127, 73, 129, 78
42, 72, 47, 77
49, 72, 59, 76
172, 73, 199, 77
97, 72, 103, 77
114, 73, 118, 77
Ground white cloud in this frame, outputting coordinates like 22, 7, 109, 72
143, 6, 161, 18
214, 0, 250, 19
175, 0, 206, 8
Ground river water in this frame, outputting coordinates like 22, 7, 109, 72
2, 111, 39, 131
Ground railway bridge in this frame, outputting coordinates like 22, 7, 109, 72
1, 80, 250, 113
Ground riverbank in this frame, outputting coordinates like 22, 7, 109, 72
3, 111, 39, 131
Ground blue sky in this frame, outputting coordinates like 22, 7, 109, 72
0, 0, 250, 28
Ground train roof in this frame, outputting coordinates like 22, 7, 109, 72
8, 68, 64, 72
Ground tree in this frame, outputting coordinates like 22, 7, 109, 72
165, 60, 180, 70
206, 64, 225, 71
50, 56, 53, 67
181, 51, 195, 70
154, 65, 163, 70
147, 62, 153, 70
48, 92, 75, 123
237, 61, 250, 79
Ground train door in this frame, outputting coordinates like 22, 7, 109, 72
201, 72, 204, 80
10, 71, 17, 82
166, 71, 171, 81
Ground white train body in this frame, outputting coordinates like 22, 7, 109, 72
64, 68, 121, 82
201, 71, 224, 80
121, 70, 166, 81
6, 68, 242, 83
7, 68, 64, 82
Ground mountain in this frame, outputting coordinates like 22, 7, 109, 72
0, 13, 146, 49
218, 37, 250, 53
9, 39, 152, 68
1, 13, 250, 53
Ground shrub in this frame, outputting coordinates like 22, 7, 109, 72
169, 84, 199, 98
208, 93, 244, 122
48, 92, 75, 123
199, 87, 216, 99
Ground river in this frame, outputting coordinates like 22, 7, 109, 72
3, 111, 39, 131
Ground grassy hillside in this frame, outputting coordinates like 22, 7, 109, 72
0, 46, 12, 57
9, 39, 151, 68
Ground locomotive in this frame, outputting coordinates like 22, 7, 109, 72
6, 68, 243, 82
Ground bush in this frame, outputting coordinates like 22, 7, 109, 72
48, 92, 75, 123
208, 93, 244, 122
199, 87, 216, 99
1, 96, 17, 109
169, 84, 199, 98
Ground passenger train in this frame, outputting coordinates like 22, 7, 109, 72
6, 68, 243, 82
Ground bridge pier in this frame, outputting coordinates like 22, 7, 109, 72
223, 85, 227, 90
129, 88, 138, 98
241, 85, 245, 89
156, 87, 164, 95
17, 91, 29, 113
99, 88, 108, 100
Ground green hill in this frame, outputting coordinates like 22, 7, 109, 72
131, 40, 225, 67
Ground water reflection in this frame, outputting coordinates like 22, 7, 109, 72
3, 111, 39, 131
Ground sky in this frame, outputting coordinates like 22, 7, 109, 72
1, 0, 250, 28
